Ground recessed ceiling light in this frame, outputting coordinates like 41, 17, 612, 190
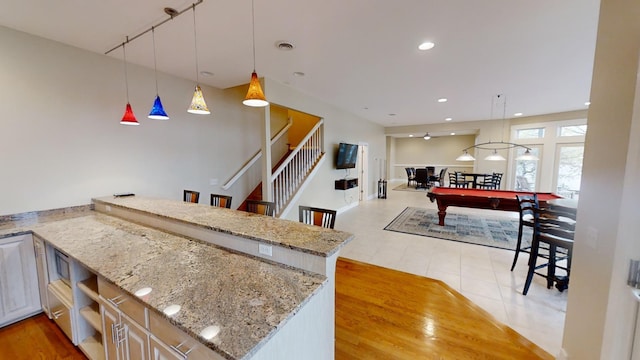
450, 132, 456, 136
445, 117, 452, 121
418, 41, 435, 51
275, 41, 295, 50
514, 113, 523, 116
409, 134, 413, 137
293, 71, 305, 77
585, 101, 591, 106
200, 71, 214, 77
437, 98, 447, 103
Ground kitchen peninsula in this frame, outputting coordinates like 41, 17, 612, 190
0, 196, 353, 360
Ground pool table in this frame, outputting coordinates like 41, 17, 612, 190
426, 187, 562, 226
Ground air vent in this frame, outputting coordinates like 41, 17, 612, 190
275, 41, 295, 50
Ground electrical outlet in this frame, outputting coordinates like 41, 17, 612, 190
210, 178, 219, 186
259, 244, 273, 256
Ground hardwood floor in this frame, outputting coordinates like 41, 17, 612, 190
335, 257, 553, 360
0, 258, 552, 360
0, 314, 86, 360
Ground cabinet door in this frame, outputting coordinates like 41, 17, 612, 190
47, 286, 74, 342
149, 335, 182, 360
33, 236, 50, 317
122, 314, 149, 360
0, 234, 41, 327
101, 301, 123, 360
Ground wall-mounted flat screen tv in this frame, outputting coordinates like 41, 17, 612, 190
336, 142, 359, 169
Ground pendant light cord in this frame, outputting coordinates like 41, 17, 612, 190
192, 4, 200, 84
151, 27, 159, 95
251, 0, 257, 72
123, 39, 130, 102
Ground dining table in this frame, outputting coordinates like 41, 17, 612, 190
547, 198, 579, 214
460, 173, 492, 189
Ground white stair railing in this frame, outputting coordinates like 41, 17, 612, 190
222, 118, 293, 190
271, 120, 324, 215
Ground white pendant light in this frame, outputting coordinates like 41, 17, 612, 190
484, 149, 506, 161
187, 4, 210, 115
456, 150, 476, 161
515, 148, 539, 161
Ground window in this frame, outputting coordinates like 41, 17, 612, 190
516, 128, 545, 139
555, 144, 584, 199
559, 125, 587, 137
513, 146, 541, 191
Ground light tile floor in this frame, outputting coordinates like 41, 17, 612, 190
335, 183, 568, 356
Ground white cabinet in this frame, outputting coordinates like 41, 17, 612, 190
98, 276, 222, 360
102, 299, 123, 360
48, 282, 74, 341
33, 235, 50, 318
101, 294, 149, 360
122, 314, 150, 360
149, 335, 182, 360
0, 234, 41, 327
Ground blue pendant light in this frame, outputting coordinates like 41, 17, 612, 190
148, 27, 169, 120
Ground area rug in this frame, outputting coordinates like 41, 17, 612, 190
384, 207, 531, 250
392, 183, 429, 192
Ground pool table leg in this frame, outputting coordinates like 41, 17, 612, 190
436, 204, 447, 226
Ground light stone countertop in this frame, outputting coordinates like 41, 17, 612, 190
93, 196, 353, 257
28, 213, 327, 360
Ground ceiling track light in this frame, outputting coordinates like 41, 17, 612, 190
243, 0, 269, 107
103, 1, 206, 119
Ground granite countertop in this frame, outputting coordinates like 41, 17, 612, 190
30, 213, 327, 360
93, 196, 353, 257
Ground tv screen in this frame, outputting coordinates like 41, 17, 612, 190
336, 143, 358, 169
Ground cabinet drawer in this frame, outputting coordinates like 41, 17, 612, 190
148, 310, 224, 360
47, 286, 74, 343
98, 276, 147, 328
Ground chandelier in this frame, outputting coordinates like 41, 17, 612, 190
456, 95, 539, 162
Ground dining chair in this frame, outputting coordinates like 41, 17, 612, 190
510, 194, 539, 271
298, 206, 337, 229
493, 173, 503, 189
476, 175, 495, 189
429, 167, 447, 187
210, 194, 233, 208
405, 167, 416, 187
448, 172, 469, 188
245, 200, 276, 217
183, 190, 200, 203
522, 206, 576, 295
414, 168, 429, 189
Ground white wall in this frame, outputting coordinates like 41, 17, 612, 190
263, 79, 385, 220
0, 26, 383, 217
562, 0, 640, 358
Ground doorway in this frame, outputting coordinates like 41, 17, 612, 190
358, 143, 369, 201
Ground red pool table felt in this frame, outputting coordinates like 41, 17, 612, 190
426, 187, 562, 226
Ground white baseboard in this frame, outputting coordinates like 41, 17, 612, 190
337, 200, 359, 214
557, 348, 569, 360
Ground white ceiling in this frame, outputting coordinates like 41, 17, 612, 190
0, 0, 600, 127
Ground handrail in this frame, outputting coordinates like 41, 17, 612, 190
222, 117, 293, 190
273, 119, 324, 178
271, 120, 324, 214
